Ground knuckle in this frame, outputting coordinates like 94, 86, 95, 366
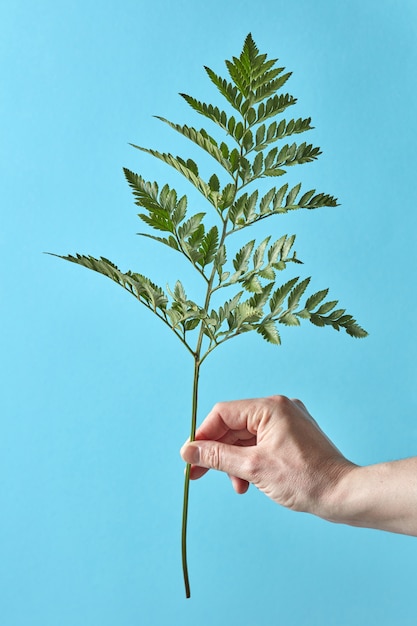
276, 394, 291, 407
202, 443, 222, 471
266, 394, 294, 420
211, 401, 227, 415
269, 394, 290, 408
243, 450, 263, 483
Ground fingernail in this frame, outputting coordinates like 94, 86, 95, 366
181, 443, 200, 465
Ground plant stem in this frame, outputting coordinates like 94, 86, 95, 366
181, 356, 200, 598
181, 149, 238, 598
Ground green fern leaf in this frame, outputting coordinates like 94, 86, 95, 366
138, 211, 174, 233
281, 234, 296, 260
252, 73, 292, 105
228, 194, 247, 225
279, 312, 300, 326
199, 226, 219, 267
219, 292, 244, 323
258, 266, 276, 280
316, 300, 338, 315
232, 302, 262, 330
304, 192, 339, 209
130, 146, 211, 199
242, 274, 263, 293
273, 183, 289, 209
204, 66, 243, 112
253, 237, 271, 269
54, 254, 168, 311
213, 244, 227, 277
155, 118, 232, 174
172, 196, 187, 226
263, 167, 286, 177
255, 124, 266, 147
252, 152, 264, 177
124, 169, 160, 211
177, 213, 206, 241
185, 228, 205, 264
173, 280, 187, 302
226, 58, 250, 96
242, 129, 254, 152
257, 319, 281, 344
243, 190, 258, 221
249, 282, 274, 309
252, 66, 285, 91
285, 183, 302, 207
267, 235, 286, 264
228, 190, 258, 226
310, 308, 368, 338
296, 308, 311, 320
237, 159, 251, 184
269, 277, 299, 315
298, 189, 316, 206
232, 240, 255, 273
305, 289, 329, 311
259, 187, 276, 215
256, 93, 297, 124
288, 277, 311, 309
208, 174, 220, 192
184, 318, 201, 331
179, 94, 230, 132
137, 233, 180, 251
344, 321, 368, 338
241, 33, 259, 66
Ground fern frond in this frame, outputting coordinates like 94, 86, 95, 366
199, 226, 219, 268
204, 66, 244, 112
254, 117, 313, 151
255, 93, 297, 124
130, 145, 212, 199
52, 254, 168, 311
137, 233, 180, 251
179, 94, 228, 129
257, 319, 281, 344
155, 117, 232, 174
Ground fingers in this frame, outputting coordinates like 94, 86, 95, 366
181, 439, 254, 483
180, 395, 315, 494
229, 475, 250, 494
187, 464, 249, 494
188, 464, 209, 480
185, 432, 255, 481
194, 398, 263, 442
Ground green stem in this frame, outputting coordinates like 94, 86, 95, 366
181, 122, 244, 598
181, 356, 200, 598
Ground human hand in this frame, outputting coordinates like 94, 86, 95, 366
180, 395, 355, 518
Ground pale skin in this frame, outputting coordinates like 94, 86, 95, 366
180, 395, 417, 537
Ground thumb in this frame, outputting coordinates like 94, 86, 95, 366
181, 440, 252, 481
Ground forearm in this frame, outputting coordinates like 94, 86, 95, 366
323, 457, 417, 536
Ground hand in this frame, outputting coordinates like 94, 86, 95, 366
180, 395, 355, 518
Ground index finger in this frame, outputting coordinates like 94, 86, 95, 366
195, 397, 264, 442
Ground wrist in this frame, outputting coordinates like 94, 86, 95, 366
318, 458, 417, 536
319, 462, 364, 526
287, 456, 357, 519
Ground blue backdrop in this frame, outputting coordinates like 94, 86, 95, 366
1, 1, 417, 624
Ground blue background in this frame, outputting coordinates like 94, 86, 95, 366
2, 1, 417, 624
